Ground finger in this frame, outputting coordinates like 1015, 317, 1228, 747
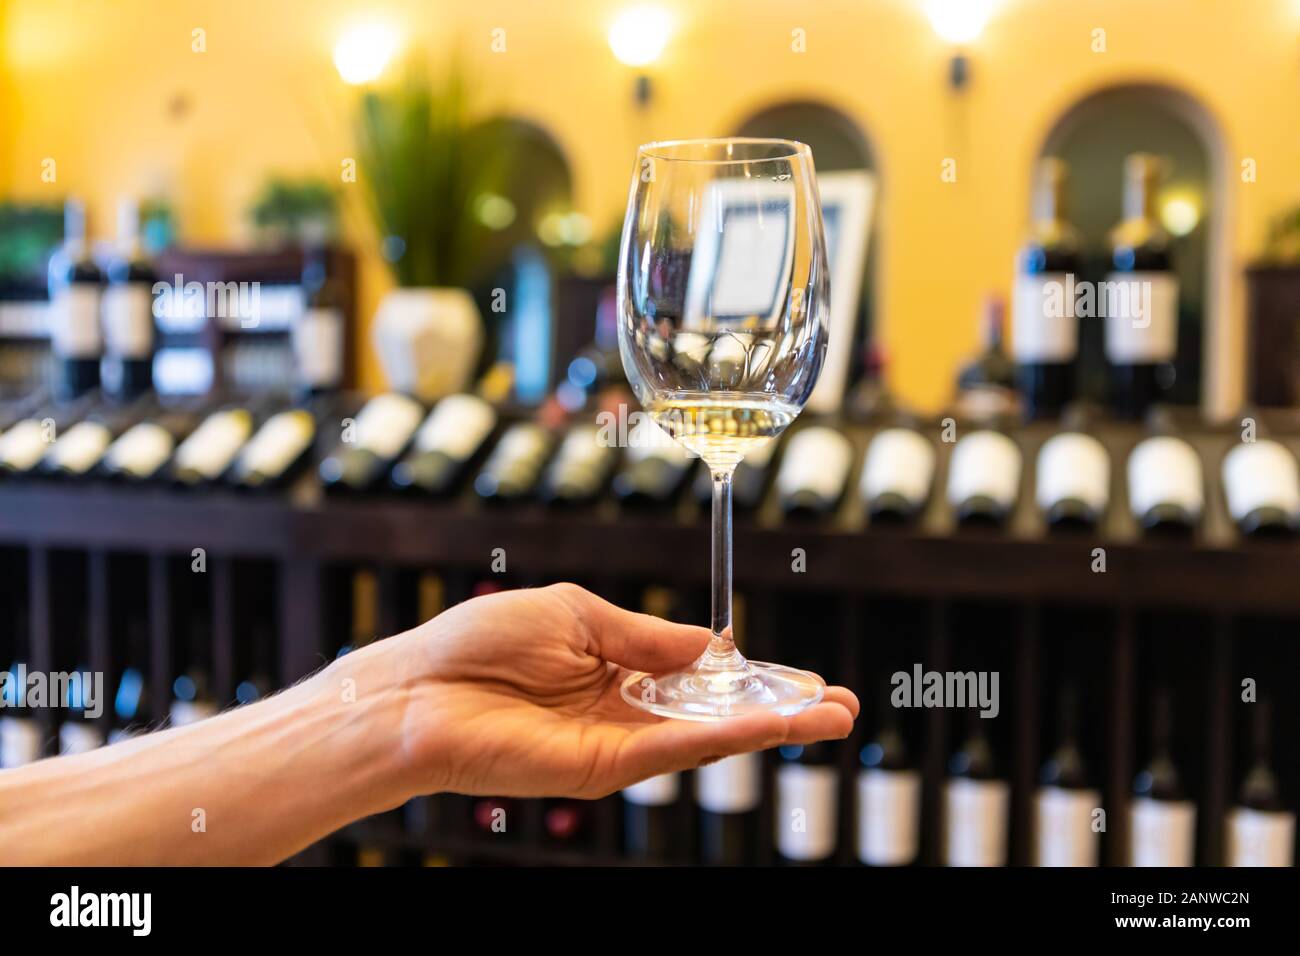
778, 701, 855, 745
552, 583, 712, 672
822, 685, 860, 719
613, 712, 789, 787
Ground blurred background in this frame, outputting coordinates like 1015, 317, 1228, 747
1, 0, 1300, 868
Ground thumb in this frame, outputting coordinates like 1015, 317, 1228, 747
555, 583, 711, 672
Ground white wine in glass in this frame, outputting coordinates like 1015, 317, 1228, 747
616, 138, 831, 720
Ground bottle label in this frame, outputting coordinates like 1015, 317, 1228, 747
59, 721, 105, 755
490, 424, 549, 470
1035, 432, 1110, 516
1129, 797, 1196, 866
696, 753, 761, 815
293, 307, 345, 389
1226, 807, 1296, 867
0, 419, 51, 472
102, 283, 155, 358
946, 431, 1022, 511
1103, 272, 1178, 363
1034, 785, 1101, 866
175, 410, 252, 478
415, 394, 496, 460
0, 716, 42, 767
50, 285, 103, 358
944, 778, 1010, 866
857, 768, 921, 866
862, 428, 935, 509
353, 393, 424, 459
1222, 440, 1300, 522
238, 410, 315, 479
50, 421, 112, 474
106, 423, 175, 478
1127, 436, 1203, 520
555, 425, 609, 472
776, 763, 839, 861
776, 427, 853, 502
1013, 273, 1078, 362
170, 700, 219, 727
623, 772, 680, 807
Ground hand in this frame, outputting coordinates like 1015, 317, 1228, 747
345, 583, 858, 800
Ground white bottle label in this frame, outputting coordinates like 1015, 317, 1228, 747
102, 284, 155, 358
945, 778, 1010, 867
170, 700, 219, 727
696, 753, 761, 815
1034, 786, 1101, 867
58, 721, 105, 755
293, 307, 345, 389
1226, 807, 1296, 867
174, 410, 252, 478
0, 419, 52, 471
947, 430, 1022, 511
1013, 273, 1078, 362
49, 421, 112, 473
415, 394, 496, 460
238, 410, 315, 478
50, 284, 102, 358
0, 716, 43, 767
555, 424, 610, 473
106, 422, 175, 478
776, 763, 839, 861
776, 427, 854, 503
1222, 440, 1300, 523
353, 393, 424, 459
1035, 432, 1110, 516
490, 423, 550, 469
623, 772, 681, 807
1104, 272, 1178, 363
1127, 436, 1203, 521
1129, 797, 1196, 866
857, 768, 922, 866
862, 427, 935, 510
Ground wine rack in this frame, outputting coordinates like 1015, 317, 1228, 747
2, 409, 1299, 866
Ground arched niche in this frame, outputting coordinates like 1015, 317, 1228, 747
733, 102, 880, 403
1036, 84, 1230, 413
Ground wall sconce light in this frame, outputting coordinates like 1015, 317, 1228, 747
608, 5, 673, 108
924, 0, 995, 91
333, 23, 399, 86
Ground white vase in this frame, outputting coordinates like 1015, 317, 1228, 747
371, 287, 484, 402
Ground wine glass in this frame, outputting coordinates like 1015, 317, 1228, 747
616, 138, 830, 720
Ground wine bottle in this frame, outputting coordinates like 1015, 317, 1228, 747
318, 392, 424, 494
623, 773, 679, 861
107, 622, 152, 744
1013, 158, 1081, 420
955, 296, 1019, 421
100, 405, 200, 483
775, 739, 840, 865
1034, 684, 1101, 866
1106, 154, 1178, 419
293, 244, 346, 398
46, 199, 104, 402
945, 712, 1010, 867
947, 428, 1022, 527
58, 656, 105, 756
390, 393, 497, 496
775, 426, 854, 519
861, 426, 935, 525
228, 407, 317, 491
473, 422, 553, 502
846, 343, 897, 425
692, 437, 776, 513
1130, 689, 1196, 867
170, 621, 219, 727
543, 801, 591, 844
1222, 438, 1300, 538
101, 198, 157, 401
0, 392, 98, 478
857, 688, 921, 867
40, 399, 146, 480
613, 429, 694, 507
696, 752, 762, 865
1127, 414, 1203, 536
1035, 431, 1110, 531
0, 627, 43, 768
1226, 698, 1295, 867
169, 406, 254, 488
539, 423, 618, 505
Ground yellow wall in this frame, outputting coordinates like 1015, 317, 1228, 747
3, 0, 1299, 412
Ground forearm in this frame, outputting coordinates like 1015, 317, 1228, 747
0, 652, 414, 866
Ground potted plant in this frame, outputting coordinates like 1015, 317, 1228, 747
248, 176, 338, 247
354, 61, 521, 401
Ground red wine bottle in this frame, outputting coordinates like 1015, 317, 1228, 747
47, 199, 104, 402
857, 686, 921, 866
102, 199, 157, 401
1226, 697, 1294, 867
945, 711, 1010, 866
1034, 684, 1100, 866
696, 753, 761, 865
1129, 689, 1196, 866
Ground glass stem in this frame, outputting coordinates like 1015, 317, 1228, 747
705, 464, 744, 670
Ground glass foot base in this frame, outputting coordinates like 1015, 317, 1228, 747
620, 660, 824, 722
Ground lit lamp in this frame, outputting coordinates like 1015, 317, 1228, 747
333, 23, 399, 86
923, 0, 995, 90
608, 5, 673, 108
